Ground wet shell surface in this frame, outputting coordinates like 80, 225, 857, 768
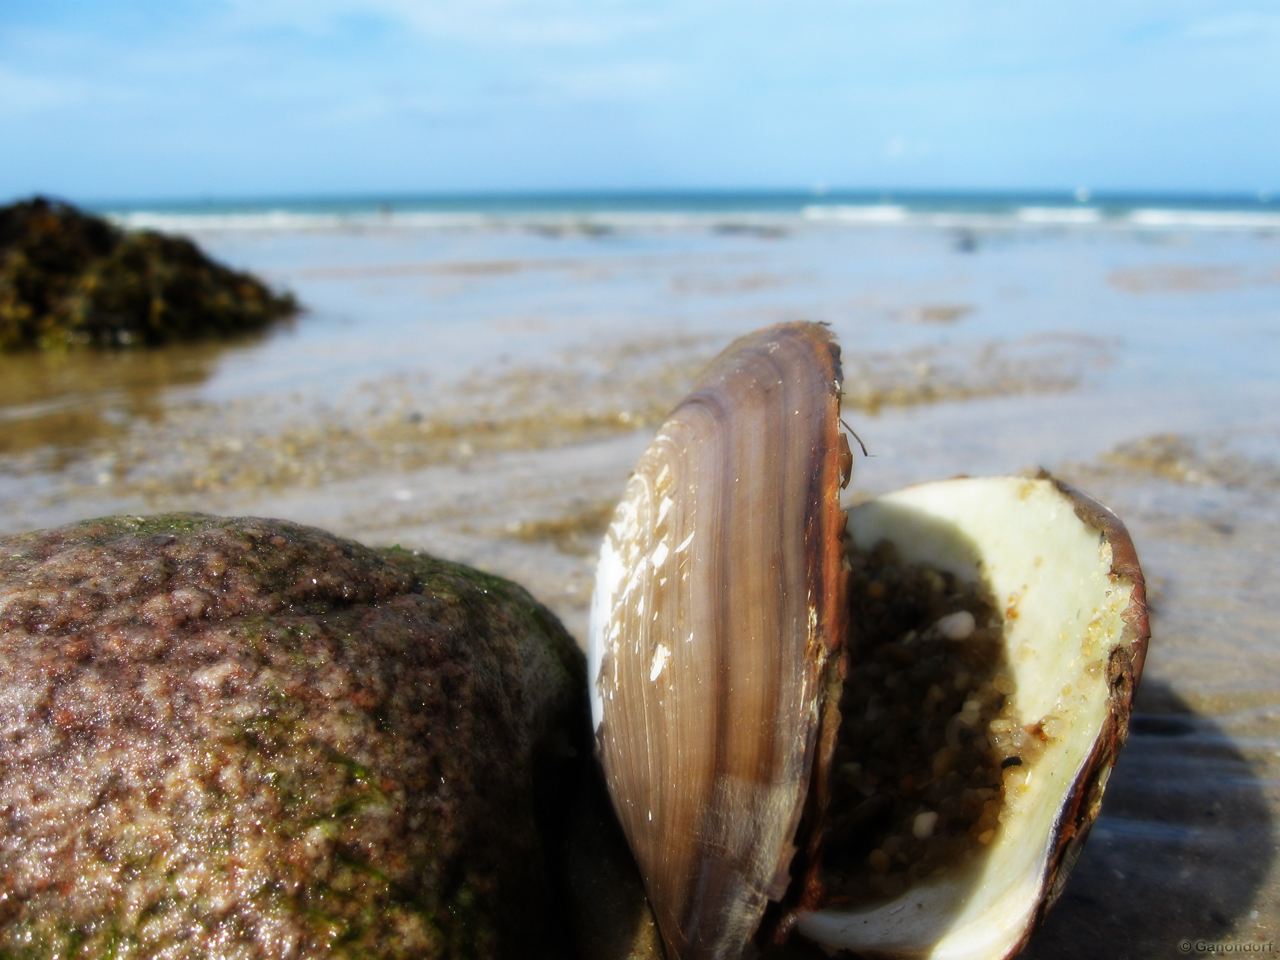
588, 322, 1149, 960
588, 323, 848, 959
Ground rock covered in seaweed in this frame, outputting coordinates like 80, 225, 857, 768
0, 197, 296, 351
0, 514, 587, 958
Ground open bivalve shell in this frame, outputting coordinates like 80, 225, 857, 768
588, 323, 1149, 960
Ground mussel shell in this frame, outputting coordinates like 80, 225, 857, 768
588, 323, 848, 960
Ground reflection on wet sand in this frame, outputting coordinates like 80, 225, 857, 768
1099, 433, 1280, 490
0, 333, 269, 461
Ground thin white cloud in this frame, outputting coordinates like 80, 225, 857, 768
1184, 13, 1280, 39
532, 61, 680, 103
217, 0, 670, 48
0, 65, 87, 116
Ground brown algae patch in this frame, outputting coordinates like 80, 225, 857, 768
839, 336, 1114, 415
1107, 265, 1259, 294
501, 500, 617, 556
822, 539, 1046, 904
1099, 433, 1280, 489
902, 304, 973, 324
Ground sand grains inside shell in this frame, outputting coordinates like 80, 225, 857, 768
821, 538, 1048, 904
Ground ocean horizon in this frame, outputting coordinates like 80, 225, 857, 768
80, 187, 1280, 234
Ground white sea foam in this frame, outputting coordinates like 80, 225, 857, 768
802, 204, 910, 223
804, 204, 1102, 230
109, 210, 497, 232
1124, 208, 1280, 230
109, 209, 801, 235
104, 202, 1280, 235
1016, 206, 1103, 224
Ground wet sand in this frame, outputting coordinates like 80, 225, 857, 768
2, 217, 1278, 954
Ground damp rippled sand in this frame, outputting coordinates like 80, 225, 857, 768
2, 219, 1278, 956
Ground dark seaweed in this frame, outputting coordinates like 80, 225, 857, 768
0, 197, 297, 351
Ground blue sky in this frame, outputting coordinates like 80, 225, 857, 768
2, 0, 1277, 201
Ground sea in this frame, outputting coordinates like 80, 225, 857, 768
2, 190, 1278, 955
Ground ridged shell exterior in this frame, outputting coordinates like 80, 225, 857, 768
588, 323, 847, 960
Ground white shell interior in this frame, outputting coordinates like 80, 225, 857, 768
798, 477, 1138, 960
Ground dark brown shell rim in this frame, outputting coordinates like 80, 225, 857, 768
1019, 471, 1150, 953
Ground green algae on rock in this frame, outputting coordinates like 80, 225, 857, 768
0, 514, 586, 958
0, 197, 296, 351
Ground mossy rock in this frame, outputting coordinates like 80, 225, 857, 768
0, 197, 296, 351
0, 515, 589, 958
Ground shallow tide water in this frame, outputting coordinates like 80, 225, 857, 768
2, 210, 1278, 956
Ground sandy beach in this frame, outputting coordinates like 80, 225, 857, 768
1, 203, 1277, 955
